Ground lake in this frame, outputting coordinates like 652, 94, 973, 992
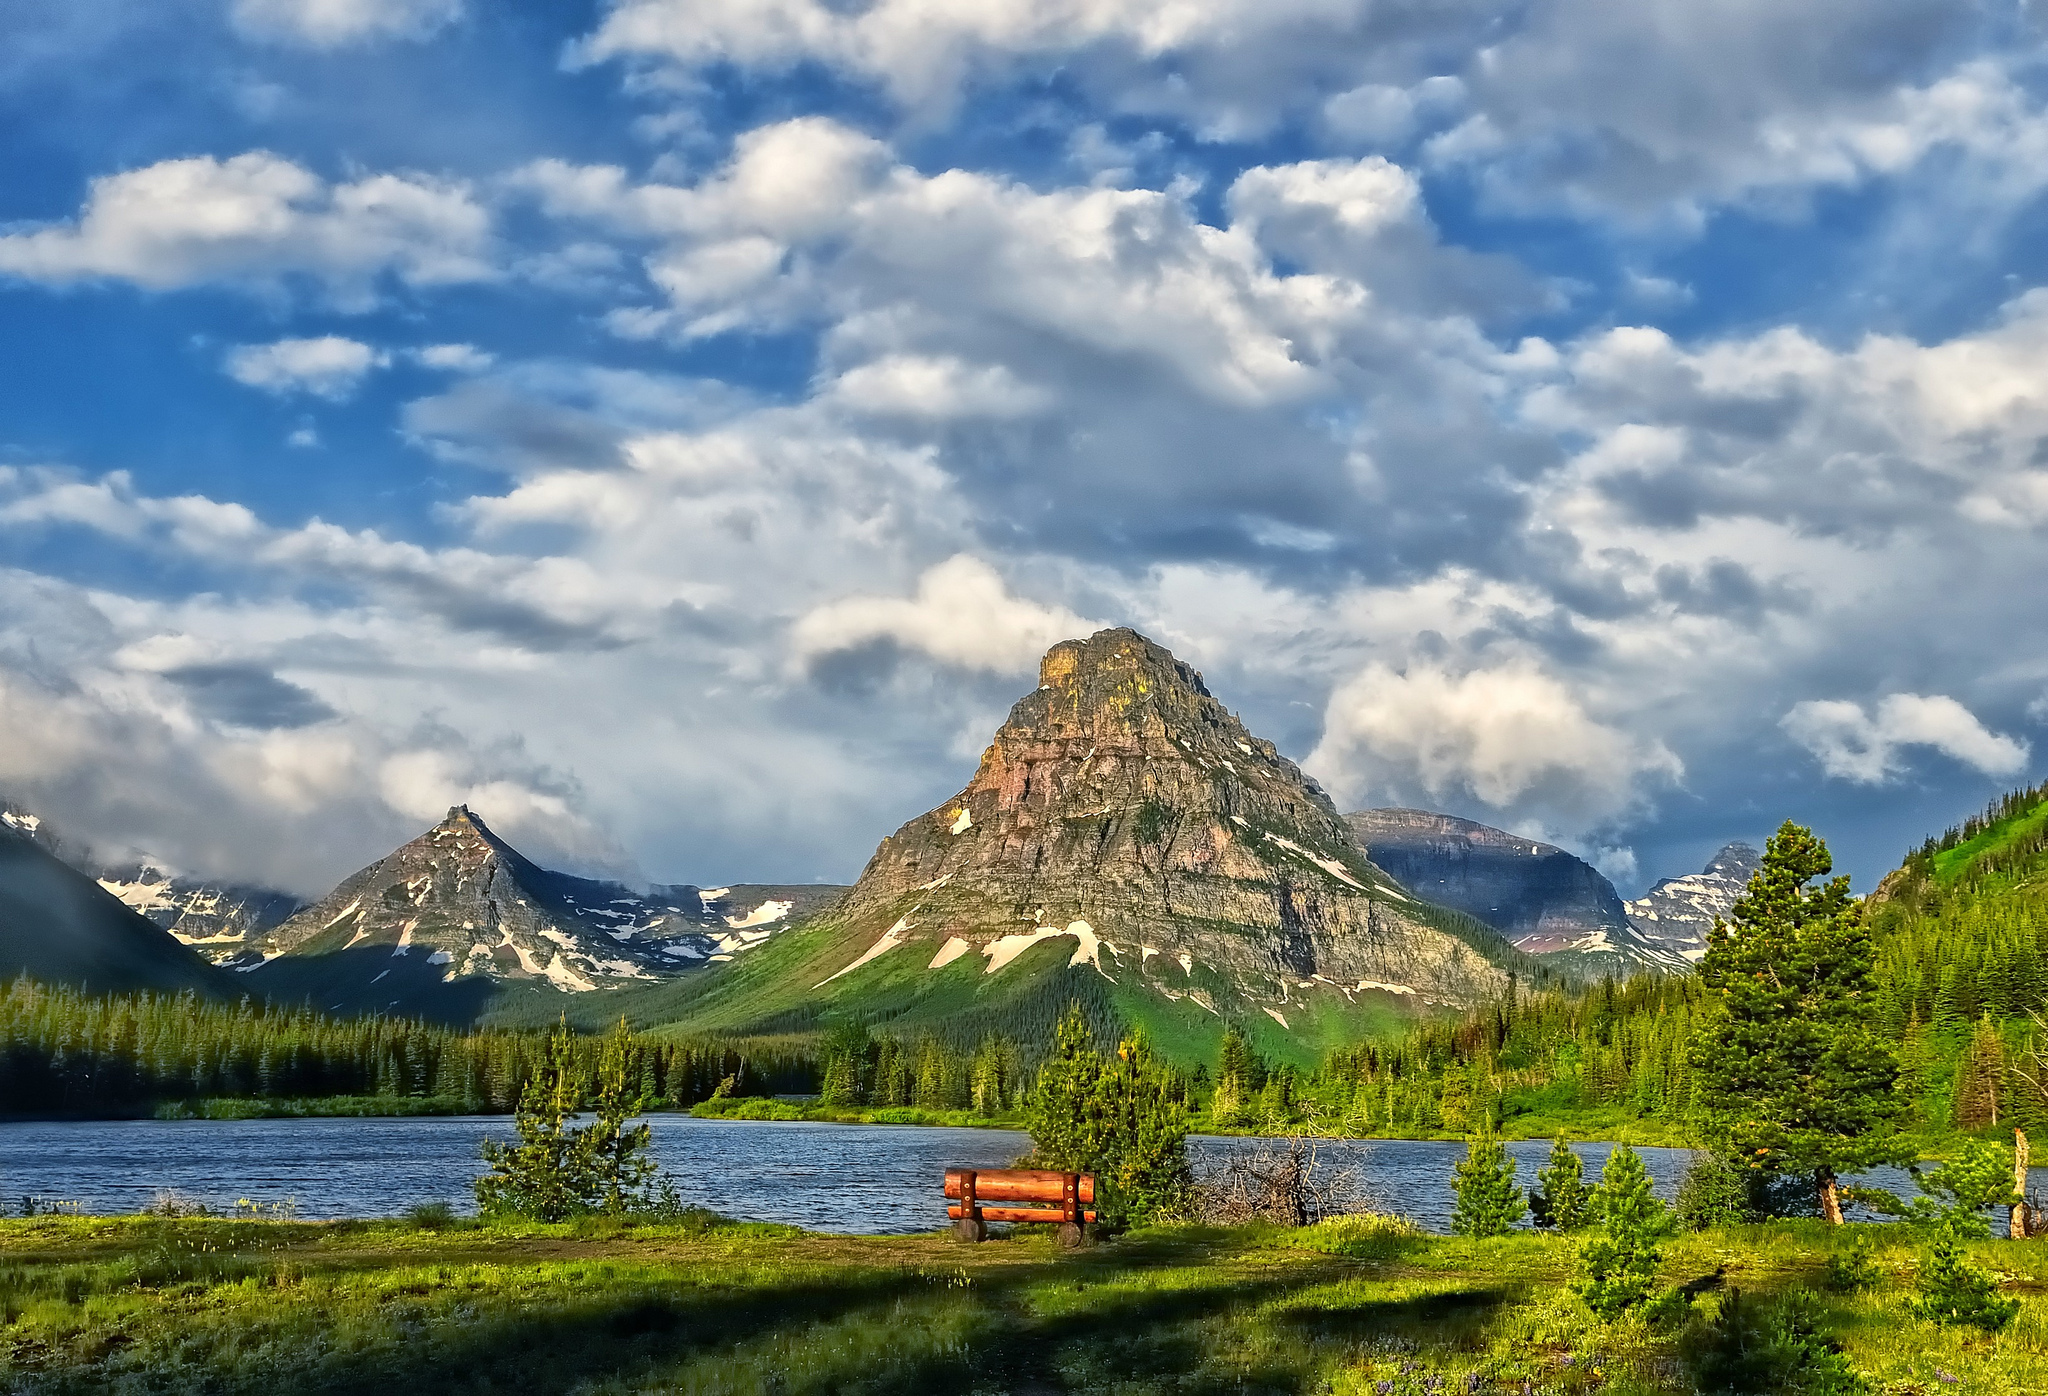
0, 1117, 2035, 1233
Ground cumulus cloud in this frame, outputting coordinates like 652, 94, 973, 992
1782, 694, 2029, 782
792, 555, 1094, 675
570, 0, 2039, 222
231, 0, 463, 47
0, 152, 493, 302
224, 336, 386, 400
1309, 661, 1683, 833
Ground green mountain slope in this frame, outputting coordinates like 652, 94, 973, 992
0, 821, 227, 997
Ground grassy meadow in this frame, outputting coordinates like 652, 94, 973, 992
0, 1212, 2042, 1395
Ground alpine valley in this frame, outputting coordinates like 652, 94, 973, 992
0, 630, 1763, 1062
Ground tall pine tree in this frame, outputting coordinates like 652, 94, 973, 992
1692, 822, 1909, 1223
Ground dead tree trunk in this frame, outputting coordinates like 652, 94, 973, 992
2016, 1129, 2033, 1241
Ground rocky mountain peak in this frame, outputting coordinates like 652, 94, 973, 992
1621, 840, 1763, 967
1344, 808, 1631, 956
811, 629, 1509, 1018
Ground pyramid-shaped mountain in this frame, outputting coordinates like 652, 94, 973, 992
245, 806, 830, 1020
0, 811, 227, 996
661, 629, 1515, 1055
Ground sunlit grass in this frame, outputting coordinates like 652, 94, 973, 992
0, 1214, 2039, 1394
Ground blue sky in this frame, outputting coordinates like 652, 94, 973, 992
2, 0, 2046, 898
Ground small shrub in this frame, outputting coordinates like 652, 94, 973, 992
146, 1189, 209, 1218
1676, 1153, 1749, 1230
1574, 1145, 1674, 1320
1530, 1136, 1591, 1231
1914, 1228, 2020, 1331
1819, 1234, 1881, 1293
404, 1201, 458, 1230
1449, 1128, 1525, 1237
1691, 1288, 1866, 1395
1295, 1213, 1423, 1260
1190, 1133, 1375, 1226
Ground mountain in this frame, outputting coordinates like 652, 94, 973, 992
0, 814, 227, 996
242, 805, 840, 1020
1343, 809, 1631, 954
93, 868, 303, 964
626, 628, 1522, 1065
1621, 842, 1762, 967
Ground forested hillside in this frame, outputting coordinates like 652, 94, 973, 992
1292, 785, 2048, 1142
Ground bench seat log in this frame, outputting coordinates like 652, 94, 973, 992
948, 1204, 1099, 1223
943, 1168, 1095, 1203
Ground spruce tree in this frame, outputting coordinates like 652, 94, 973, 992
583, 1018, 657, 1215
1530, 1136, 1591, 1231
1449, 1127, 1525, 1236
474, 1020, 595, 1222
1574, 1145, 1674, 1318
1692, 822, 1909, 1222
1026, 1005, 1191, 1225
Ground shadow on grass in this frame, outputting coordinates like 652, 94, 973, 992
11, 1233, 1528, 1396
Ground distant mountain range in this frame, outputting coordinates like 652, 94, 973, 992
0, 628, 1771, 1055
1344, 809, 1760, 973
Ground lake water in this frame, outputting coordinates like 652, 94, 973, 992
0, 1117, 2036, 1234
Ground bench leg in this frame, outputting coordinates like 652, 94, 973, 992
1056, 1222, 1086, 1250
952, 1217, 987, 1242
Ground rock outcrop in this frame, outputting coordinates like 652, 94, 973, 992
812, 629, 1511, 1012
1344, 808, 1631, 954
1622, 842, 1761, 967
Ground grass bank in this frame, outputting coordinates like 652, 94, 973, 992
0, 1213, 2041, 1393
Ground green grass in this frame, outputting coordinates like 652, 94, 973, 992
1, 1213, 2041, 1394
1930, 795, 2048, 885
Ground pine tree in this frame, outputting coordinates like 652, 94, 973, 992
474, 1020, 595, 1222
1692, 822, 1910, 1223
1530, 1136, 1591, 1231
1574, 1145, 1673, 1319
1026, 1005, 1191, 1225
582, 1018, 657, 1215
1449, 1127, 1525, 1236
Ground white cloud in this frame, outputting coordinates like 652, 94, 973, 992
225, 336, 386, 400
1783, 694, 2029, 783
231, 0, 463, 47
413, 342, 495, 373
826, 355, 1050, 419
0, 152, 493, 303
792, 555, 1094, 674
1309, 661, 1682, 831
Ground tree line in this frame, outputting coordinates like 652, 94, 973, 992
0, 979, 807, 1115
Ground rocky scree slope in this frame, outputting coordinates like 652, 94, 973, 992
1620, 842, 1762, 967
242, 806, 835, 1019
777, 629, 1514, 1037
1344, 809, 1630, 954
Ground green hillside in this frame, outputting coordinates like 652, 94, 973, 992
1309, 785, 2048, 1142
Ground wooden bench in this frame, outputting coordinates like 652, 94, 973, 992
945, 1167, 1095, 1246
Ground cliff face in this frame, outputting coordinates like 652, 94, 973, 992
1623, 842, 1761, 966
1343, 808, 1631, 953
815, 629, 1511, 1011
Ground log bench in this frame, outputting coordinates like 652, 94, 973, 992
945, 1167, 1095, 1246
